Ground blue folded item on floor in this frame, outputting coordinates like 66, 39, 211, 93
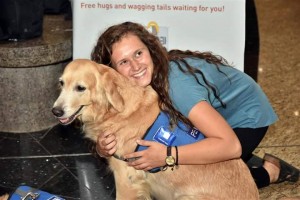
8, 185, 65, 200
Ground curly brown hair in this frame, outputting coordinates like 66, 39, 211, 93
91, 21, 230, 127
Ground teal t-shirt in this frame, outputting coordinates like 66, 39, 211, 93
168, 58, 278, 128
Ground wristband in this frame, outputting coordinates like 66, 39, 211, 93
175, 146, 178, 165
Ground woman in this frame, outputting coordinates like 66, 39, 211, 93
91, 21, 299, 188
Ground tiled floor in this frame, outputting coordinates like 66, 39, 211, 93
0, 0, 299, 199
0, 125, 115, 199
250, 0, 300, 199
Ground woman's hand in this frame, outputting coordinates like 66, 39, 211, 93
124, 140, 167, 171
96, 132, 117, 157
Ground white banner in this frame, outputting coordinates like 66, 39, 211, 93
72, 0, 245, 71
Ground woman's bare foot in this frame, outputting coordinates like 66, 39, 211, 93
263, 160, 280, 183
263, 153, 299, 184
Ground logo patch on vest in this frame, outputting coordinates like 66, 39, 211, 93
153, 126, 176, 146
188, 127, 202, 140
153, 126, 201, 146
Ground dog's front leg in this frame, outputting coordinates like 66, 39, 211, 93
114, 171, 139, 200
110, 159, 150, 200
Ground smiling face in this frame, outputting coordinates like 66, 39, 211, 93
111, 34, 154, 87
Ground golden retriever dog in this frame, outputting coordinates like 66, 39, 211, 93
52, 59, 259, 200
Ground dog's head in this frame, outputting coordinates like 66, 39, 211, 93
52, 59, 133, 126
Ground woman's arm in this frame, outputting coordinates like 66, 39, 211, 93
123, 101, 242, 171
96, 101, 242, 170
179, 101, 242, 164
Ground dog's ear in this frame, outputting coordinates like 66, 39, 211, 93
97, 65, 125, 112
104, 77, 125, 112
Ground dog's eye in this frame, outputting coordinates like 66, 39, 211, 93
76, 85, 86, 92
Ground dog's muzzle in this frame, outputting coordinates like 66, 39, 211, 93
52, 105, 85, 125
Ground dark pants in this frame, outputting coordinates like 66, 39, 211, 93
234, 127, 270, 188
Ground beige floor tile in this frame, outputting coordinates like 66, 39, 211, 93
254, 0, 299, 199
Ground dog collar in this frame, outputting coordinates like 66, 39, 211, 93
113, 154, 138, 162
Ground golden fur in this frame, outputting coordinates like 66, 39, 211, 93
52, 59, 259, 200
0, 194, 9, 200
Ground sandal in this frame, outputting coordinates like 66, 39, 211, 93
264, 153, 299, 183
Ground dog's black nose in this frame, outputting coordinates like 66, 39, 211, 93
52, 107, 64, 117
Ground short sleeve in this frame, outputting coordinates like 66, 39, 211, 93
168, 62, 210, 117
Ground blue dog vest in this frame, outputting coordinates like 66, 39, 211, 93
136, 112, 205, 172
